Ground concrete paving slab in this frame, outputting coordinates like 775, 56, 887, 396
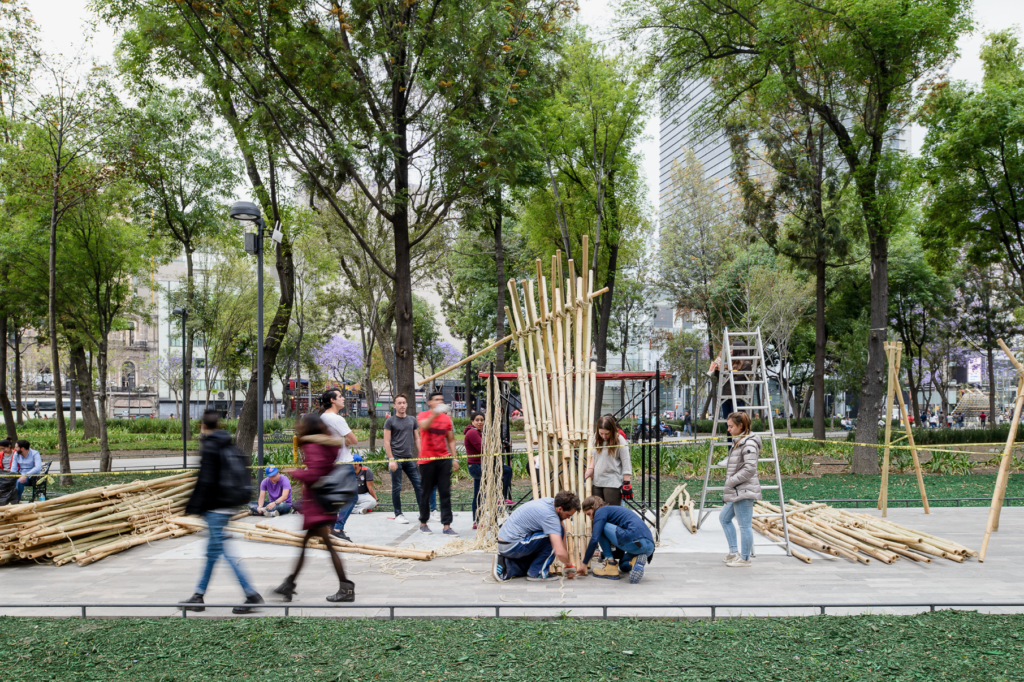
0, 506, 1022, 619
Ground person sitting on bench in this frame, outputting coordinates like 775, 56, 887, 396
249, 466, 293, 516
492, 491, 582, 582
0, 439, 14, 471
11, 440, 42, 501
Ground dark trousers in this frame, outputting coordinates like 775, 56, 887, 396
498, 533, 556, 579
390, 459, 425, 516
468, 463, 514, 522
418, 460, 452, 525
592, 485, 622, 507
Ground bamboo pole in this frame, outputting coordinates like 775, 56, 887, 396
890, 342, 930, 512
416, 334, 515, 386
980, 340, 1024, 561
518, 367, 540, 500
877, 343, 899, 516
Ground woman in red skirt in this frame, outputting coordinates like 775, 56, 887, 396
274, 413, 355, 603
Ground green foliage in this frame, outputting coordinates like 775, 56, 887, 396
850, 424, 1024, 446
924, 451, 975, 476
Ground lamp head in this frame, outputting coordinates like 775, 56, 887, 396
172, 307, 186, 316
684, 347, 695, 353
229, 201, 262, 222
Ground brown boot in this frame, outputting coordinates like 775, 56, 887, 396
592, 560, 620, 580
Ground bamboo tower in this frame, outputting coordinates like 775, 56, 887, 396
505, 236, 607, 571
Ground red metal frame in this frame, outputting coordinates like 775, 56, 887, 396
478, 371, 672, 381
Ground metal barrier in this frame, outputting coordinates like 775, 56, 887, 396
1, 601, 1022, 620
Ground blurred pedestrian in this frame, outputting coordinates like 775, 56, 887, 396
181, 410, 263, 614
274, 413, 355, 603
320, 389, 358, 542
417, 391, 458, 535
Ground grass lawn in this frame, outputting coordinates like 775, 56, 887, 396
5, 611, 1022, 681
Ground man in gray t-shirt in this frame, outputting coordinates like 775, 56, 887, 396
493, 491, 581, 582
384, 394, 428, 523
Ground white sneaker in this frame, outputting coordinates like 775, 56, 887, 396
395, 514, 409, 524
726, 557, 751, 567
723, 553, 739, 564
430, 510, 440, 522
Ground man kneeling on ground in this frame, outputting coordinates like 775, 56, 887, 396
352, 455, 378, 514
582, 495, 655, 584
250, 466, 293, 517
492, 490, 583, 582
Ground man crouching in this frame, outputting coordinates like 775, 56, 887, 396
492, 491, 583, 582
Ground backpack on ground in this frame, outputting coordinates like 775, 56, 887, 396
218, 440, 252, 507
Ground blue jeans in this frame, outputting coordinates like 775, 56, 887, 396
333, 495, 358, 532
468, 463, 514, 522
720, 499, 755, 560
390, 459, 430, 516
196, 512, 258, 597
499, 532, 557, 578
598, 523, 655, 566
15, 477, 35, 501
248, 500, 292, 515
683, 424, 692, 435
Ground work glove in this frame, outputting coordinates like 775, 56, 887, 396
620, 483, 633, 500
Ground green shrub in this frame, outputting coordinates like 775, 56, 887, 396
924, 451, 974, 476
850, 423, 1023, 446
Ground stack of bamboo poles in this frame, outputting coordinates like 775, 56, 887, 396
0, 472, 198, 567
505, 236, 609, 571
169, 517, 434, 561
659, 484, 697, 534
753, 500, 977, 565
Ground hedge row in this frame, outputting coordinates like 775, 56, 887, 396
848, 423, 1024, 446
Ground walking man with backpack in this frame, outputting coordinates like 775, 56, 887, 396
181, 410, 263, 614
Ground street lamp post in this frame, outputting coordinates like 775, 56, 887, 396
172, 307, 188, 468
231, 201, 280, 474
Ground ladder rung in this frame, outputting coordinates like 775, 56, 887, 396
705, 486, 725, 491
736, 405, 769, 410
710, 464, 726, 469
727, 381, 763, 385
753, 513, 783, 518
727, 332, 757, 336
756, 458, 776, 462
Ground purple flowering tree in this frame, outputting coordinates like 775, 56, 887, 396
423, 340, 462, 378
314, 336, 364, 387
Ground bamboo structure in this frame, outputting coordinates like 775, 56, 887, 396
505, 238, 608, 572
0, 472, 200, 567
980, 339, 1024, 562
877, 341, 930, 516
753, 500, 976, 565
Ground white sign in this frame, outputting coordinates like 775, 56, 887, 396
968, 358, 982, 384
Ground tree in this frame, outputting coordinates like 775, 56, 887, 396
100, 0, 574, 409
920, 30, 1024, 283
887, 234, 953, 421
314, 336, 363, 388
56, 180, 155, 471
659, 149, 742, 389
609, 252, 657, 403
626, 0, 972, 472
661, 329, 706, 416
15, 52, 124, 481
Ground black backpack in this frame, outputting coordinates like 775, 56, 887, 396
218, 440, 252, 507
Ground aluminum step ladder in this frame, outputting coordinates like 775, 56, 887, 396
696, 328, 793, 557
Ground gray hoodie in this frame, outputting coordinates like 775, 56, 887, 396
723, 434, 762, 503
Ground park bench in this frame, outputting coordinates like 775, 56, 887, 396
27, 461, 52, 502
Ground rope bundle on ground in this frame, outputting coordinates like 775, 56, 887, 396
0, 471, 199, 567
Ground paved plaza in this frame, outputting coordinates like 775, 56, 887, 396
1, 505, 1021, 619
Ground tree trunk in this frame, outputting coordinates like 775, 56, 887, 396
813, 258, 826, 440
14, 325, 23, 425
48, 182, 71, 483
0, 315, 16, 440
987, 345, 996, 424
493, 190, 506, 372
70, 343, 100, 438
852, 235, 887, 475
591, 210, 620, 419
800, 385, 812, 419
392, 115, 417, 412
69, 369, 77, 431
183, 250, 194, 441
97, 341, 111, 472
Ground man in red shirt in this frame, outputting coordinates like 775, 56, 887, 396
418, 391, 459, 535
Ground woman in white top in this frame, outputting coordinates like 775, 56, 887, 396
585, 415, 632, 506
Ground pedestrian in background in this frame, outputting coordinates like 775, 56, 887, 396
384, 394, 433, 524
274, 413, 355, 603
417, 391, 458, 535
320, 389, 359, 542
720, 411, 762, 568
11, 440, 42, 502
181, 410, 263, 613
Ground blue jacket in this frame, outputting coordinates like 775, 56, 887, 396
12, 449, 42, 476
583, 505, 654, 564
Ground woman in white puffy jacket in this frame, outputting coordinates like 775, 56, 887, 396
720, 411, 762, 567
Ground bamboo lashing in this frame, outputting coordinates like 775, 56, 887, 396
980, 339, 1024, 561
0, 473, 201, 567
753, 500, 975, 565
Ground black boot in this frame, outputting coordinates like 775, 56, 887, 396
326, 580, 355, 603
273, 577, 297, 602
181, 593, 205, 612
232, 593, 264, 614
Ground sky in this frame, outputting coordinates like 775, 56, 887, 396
26, 0, 1024, 215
